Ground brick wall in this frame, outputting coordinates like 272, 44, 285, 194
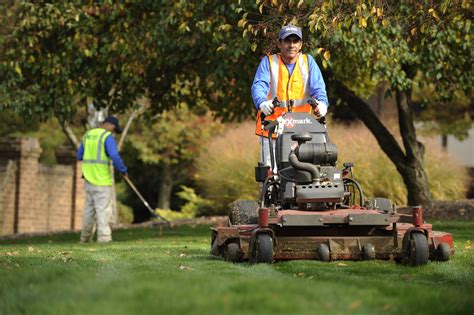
0, 138, 84, 236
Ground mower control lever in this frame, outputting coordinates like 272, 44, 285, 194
260, 97, 282, 126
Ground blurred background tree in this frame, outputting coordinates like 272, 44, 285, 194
1, 0, 472, 221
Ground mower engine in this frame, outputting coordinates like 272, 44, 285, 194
256, 111, 351, 210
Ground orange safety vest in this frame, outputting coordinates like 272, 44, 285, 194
255, 53, 312, 138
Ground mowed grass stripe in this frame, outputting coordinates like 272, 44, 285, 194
0, 221, 472, 315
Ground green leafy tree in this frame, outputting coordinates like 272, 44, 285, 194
128, 103, 221, 209
238, 0, 472, 205
1, 1, 257, 121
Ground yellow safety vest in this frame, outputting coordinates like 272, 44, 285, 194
81, 128, 113, 186
255, 53, 312, 137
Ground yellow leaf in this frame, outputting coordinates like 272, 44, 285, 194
348, 300, 362, 310
317, 47, 324, 54
323, 50, 331, 60
259, 4, 264, 14
251, 42, 257, 52
411, 27, 417, 36
359, 17, 367, 28
377, 7, 383, 17
28, 55, 35, 64
382, 19, 388, 27
271, 0, 278, 6
428, 8, 440, 20
14, 63, 22, 76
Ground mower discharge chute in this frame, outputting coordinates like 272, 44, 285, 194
211, 99, 453, 266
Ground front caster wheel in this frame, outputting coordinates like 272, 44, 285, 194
436, 243, 451, 261
362, 243, 375, 260
317, 243, 330, 262
223, 243, 242, 262
406, 232, 429, 266
253, 234, 273, 264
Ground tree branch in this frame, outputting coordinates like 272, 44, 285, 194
332, 78, 407, 167
117, 98, 148, 151
58, 117, 80, 149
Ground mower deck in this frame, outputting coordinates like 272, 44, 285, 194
211, 206, 453, 264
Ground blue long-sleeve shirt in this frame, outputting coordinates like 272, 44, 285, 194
251, 54, 329, 110
77, 133, 128, 174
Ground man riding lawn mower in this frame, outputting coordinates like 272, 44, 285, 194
210, 98, 454, 266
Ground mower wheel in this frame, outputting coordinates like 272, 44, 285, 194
317, 243, 330, 262
229, 200, 259, 225
223, 243, 242, 262
255, 233, 273, 264
406, 232, 429, 266
363, 243, 375, 260
436, 243, 451, 261
210, 238, 220, 257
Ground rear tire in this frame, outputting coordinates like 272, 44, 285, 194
255, 234, 273, 264
407, 232, 429, 266
228, 200, 258, 225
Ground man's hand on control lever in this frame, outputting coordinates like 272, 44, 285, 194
309, 97, 328, 117
259, 99, 274, 116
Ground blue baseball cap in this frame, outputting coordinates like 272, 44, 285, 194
278, 25, 302, 40
103, 116, 122, 133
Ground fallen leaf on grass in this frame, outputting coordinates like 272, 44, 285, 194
88, 248, 97, 252
5, 251, 19, 257
337, 263, 348, 267
28, 246, 34, 252
179, 265, 194, 271
179, 253, 187, 257
348, 300, 362, 310
464, 240, 472, 250
62, 257, 73, 263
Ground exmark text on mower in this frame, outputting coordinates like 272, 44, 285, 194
210, 98, 453, 266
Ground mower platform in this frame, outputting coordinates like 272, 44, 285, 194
211, 206, 453, 265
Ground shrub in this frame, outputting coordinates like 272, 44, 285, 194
195, 121, 260, 214
155, 186, 216, 220
329, 122, 469, 205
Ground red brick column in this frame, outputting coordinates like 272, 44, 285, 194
16, 138, 43, 233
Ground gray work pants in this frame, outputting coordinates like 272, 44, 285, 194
80, 181, 113, 243
260, 136, 277, 172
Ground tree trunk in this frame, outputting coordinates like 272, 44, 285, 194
395, 90, 433, 206
157, 166, 173, 209
332, 78, 433, 206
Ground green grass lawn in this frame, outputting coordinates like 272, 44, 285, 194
0, 221, 472, 315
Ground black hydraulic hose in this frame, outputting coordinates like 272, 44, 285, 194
343, 178, 365, 206
268, 132, 276, 173
288, 150, 320, 183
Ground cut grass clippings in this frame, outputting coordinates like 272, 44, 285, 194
0, 221, 473, 315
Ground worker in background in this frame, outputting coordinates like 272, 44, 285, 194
77, 116, 128, 243
251, 24, 329, 168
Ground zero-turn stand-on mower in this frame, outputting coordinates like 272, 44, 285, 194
210, 98, 454, 266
